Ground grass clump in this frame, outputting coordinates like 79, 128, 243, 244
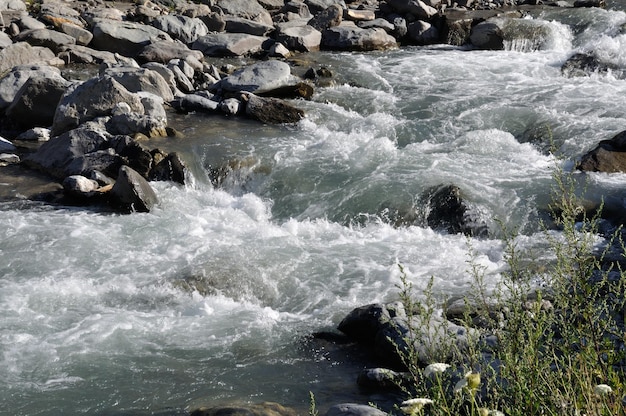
393, 166, 626, 415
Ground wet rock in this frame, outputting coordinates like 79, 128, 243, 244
325, 403, 387, 416
577, 130, 626, 173
258, 82, 314, 100
191, 32, 268, 57
6, 75, 71, 128
111, 165, 158, 213
357, 368, 406, 391
469, 18, 504, 50
91, 19, 173, 57
321, 22, 398, 51
190, 402, 297, 416
150, 151, 187, 184
216, 0, 274, 26
0, 42, 61, 75
308, 4, 343, 31
213, 60, 295, 94
62, 174, 101, 195
421, 184, 487, 237
243, 93, 304, 124
442, 14, 473, 46
25, 122, 111, 179
338, 302, 406, 344
52, 76, 144, 136
151, 14, 209, 44
574, 0, 605, 7
14, 28, 77, 53
171, 93, 219, 113
561, 52, 615, 77
0, 136, 17, 152
407, 20, 439, 45
276, 24, 322, 51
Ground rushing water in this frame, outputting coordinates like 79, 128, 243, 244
3, 3, 626, 415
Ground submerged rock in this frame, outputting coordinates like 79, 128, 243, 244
577, 130, 626, 173
243, 93, 304, 124
325, 403, 388, 416
421, 184, 488, 237
111, 165, 158, 213
190, 402, 297, 416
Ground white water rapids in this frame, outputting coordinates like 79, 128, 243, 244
2, 3, 626, 415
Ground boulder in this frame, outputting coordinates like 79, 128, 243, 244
52, 76, 144, 136
91, 19, 173, 57
65, 149, 125, 178
25, 122, 111, 179
276, 24, 322, 52
0, 136, 17, 152
110, 135, 153, 178
16, 15, 46, 31
111, 165, 158, 213
224, 16, 275, 36
137, 40, 204, 64
215, 0, 273, 26
321, 22, 397, 51
14, 28, 76, 53
168, 64, 194, 93
38, 1, 84, 28
325, 404, 388, 416
243, 93, 304, 124
0, 31, 12, 48
357, 18, 395, 33
170, 93, 219, 113
0, 0, 26, 11
280, 1, 313, 20
151, 15, 208, 44
213, 60, 295, 94
57, 44, 132, 66
0, 64, 64, 110
375, 314, 478, 367
5, 75, 71, 128
442, 15, 473, 46
141, 62, 177, 93
219, 97, 243, 115
150, 151, 187, 184
386, 0, 438, 20
102, 67, 174, 102
421, 184, 487, 236
81, 7, 124, 26
308, 4, 343, 31
191, 32, 268, 57
199, 12, 226, 32
305, 0, 347, 14
407, 20, 439, 45
345, 9, 375, 22
469, 19, 504, 50
0, 153, 20, 165
338, 302, 405, 344
58, 22, 93, 46
0, 42, 61, 75
577, 130, 626, 173
62, 175, 100, 195
15, 127, 50, 141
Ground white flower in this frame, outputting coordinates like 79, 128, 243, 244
400, 398, 434, 415
424, 363, 451, 377
594, 384, 613, 396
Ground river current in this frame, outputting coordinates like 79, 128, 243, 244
3, 3, 626, 415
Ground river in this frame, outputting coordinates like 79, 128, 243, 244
2, 2, 626, 415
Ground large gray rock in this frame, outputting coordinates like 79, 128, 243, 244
322, 22, 397, 51
407, 20, 439, 45
150, 151, 187, 184
305, 0, 347, 14
151, 15, 208, 44
14, 28, 77, 53
6, 75, 71, 128
469, 18, 505, 50
91, 19, 173, 57
65, 149, 125, 178
214, 60, 295, 94
191, 33, 268, 57
137, 40, 204, 64
386, 0, 438, 19
0, 42, 61, 75
276, 24, 322, 52
243, 93, 304, 124
338, 302, 405, 344
224, 16, 275, 36
171, 93, 219, 113
58, 22, 93, 46
38, 1, 84, 28
16, 15, 46, 31
57, 44, 134, 65
52, 76, 144, 136
0, 64, 64, 110
216, 0, 273, 26
25, 122, 111, 179
102, 67, 174, 102
111, 165, 158, 213
0, 0, 26, 11
0, 31, 12, 48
